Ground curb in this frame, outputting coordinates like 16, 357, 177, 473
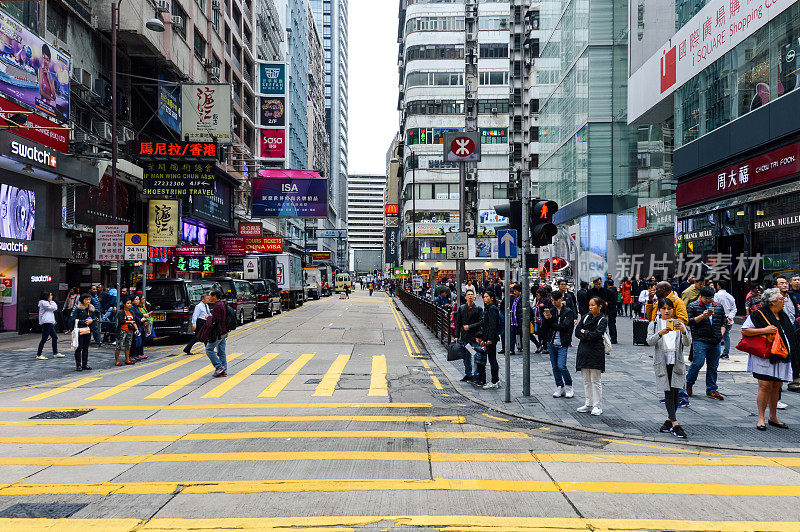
393, 298, 800, 455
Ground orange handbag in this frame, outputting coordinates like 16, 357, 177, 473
771, 330, 790, 359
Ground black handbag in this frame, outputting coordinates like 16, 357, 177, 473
447, 341, 464, 361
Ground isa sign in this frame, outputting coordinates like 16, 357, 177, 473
251, 178, 328, 218
259, 63, 286, 95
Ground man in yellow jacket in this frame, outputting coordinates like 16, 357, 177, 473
646, 281, 689, 324
681, 278, 706, 306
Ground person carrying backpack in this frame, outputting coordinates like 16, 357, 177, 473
199, 290, 230, 377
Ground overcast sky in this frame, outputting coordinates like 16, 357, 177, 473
347, 0, 399, 176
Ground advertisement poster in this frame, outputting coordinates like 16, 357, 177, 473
157, 81, 181, 135
190, 178, 231, 226
95, 224, 128, 261
0, 11, 71, 122
259, 63, 286, 95
260, 97, 285, 126
147, 200, 179, 247
176, 255, 215, 273
142, 161, 215, 197
251, 177, 328, 218
0, 184, 34, 240
310, 251, 332, 262
0, 95, 68, 152
75, 174, 132, 226
260, 129, 285, 159
180, 83, 232, 144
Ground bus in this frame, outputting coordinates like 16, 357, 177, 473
334, 272, 352, 293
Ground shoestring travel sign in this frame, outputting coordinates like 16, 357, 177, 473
131, 141, 218, 197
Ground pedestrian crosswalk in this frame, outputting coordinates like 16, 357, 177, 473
17, 351, 395, 402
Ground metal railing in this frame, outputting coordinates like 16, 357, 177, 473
397, 289, 453, 346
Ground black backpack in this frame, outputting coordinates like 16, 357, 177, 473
225, 303, 238, 331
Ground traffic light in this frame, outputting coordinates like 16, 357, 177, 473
530, 199, 559, 246
494, 199, 522, 235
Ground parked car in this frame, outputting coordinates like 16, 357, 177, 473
142, 279, 219, 337
252, 279, 282, 317
206, 277, 258, 324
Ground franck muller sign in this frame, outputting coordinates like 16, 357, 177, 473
754, 213, 800, 232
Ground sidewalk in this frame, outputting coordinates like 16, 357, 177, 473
396, 299, 800, 450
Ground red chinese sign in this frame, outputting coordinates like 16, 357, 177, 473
238, 222, 263, 236
677, 141, 800, 208
132, 141, 217, 159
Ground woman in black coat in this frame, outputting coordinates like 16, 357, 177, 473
476, 290, 501, 389
574, 296, 608, 416
70, 294, 94, 372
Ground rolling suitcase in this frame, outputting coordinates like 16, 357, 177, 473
633, 318, 650, 346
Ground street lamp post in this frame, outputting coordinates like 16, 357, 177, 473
411, 152, 417, 283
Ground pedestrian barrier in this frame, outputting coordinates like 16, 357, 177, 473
397, 289, 452, 345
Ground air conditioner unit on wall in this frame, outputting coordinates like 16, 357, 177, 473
172, 16, 184, 27
72, 67, 91, 89
210, 66, 221, 79
92, 119, 112, 142
122, 127, 135, 144
156, 0, 170, 13
202, 57, 213, 69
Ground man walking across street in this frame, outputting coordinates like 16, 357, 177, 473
557, 279, 578, 318
200, 290, 229, 377
686, 286, 727, 400
455, 288, 484, 382
714, 280, 737, 360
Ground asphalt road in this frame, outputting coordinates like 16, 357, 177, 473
1, 291, 799, 531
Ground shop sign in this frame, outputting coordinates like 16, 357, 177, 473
132, 141, 217, 160
386, 204, 399, 215
0, 277, 13, 303
239, 222, 262, 236
0, 96, 68, 153
30, 275, 51, 283
157, 81, 181, 135
675, 229, 713, 242
0, 11, 71, 123
677, 141, 800, 208
251, 176, 327, 218
219, 236, 246, 256
147, 200, 179, 247
95, 224, 128, 261
260, 129, 285, 159
0, 184, 34, 240
753, 213, 800, 232
309, 251, 332, 262
260, 97, 285, 127
385, 226, 399, 265
245, 236, 283, 253
70, 234, 92, 262
176, 255, 215, 273
628, 0, 796, 123
143, 161, 215, 197
148, 246, 172, 263
180, 83, 232, 144
213, 256, 227, 265
189, 178, 231, 227
763, 252, 795, 271
176, 246, 205, 255
259, 63, 286, 95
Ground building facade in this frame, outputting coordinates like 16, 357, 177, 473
347, 174, 388, 273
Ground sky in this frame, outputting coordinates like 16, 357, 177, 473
347, 0, 399, 176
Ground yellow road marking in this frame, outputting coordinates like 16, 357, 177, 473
202, 353, 278, 399
1, 517, 800, 532
84, 354, 205, 401
389, 302, 440, 388
5, 451, 800, 467
146, 352, 245, 399
0, 402, 431, 412
429, 374, 443, 389
388, 302, 413, 355
312, 354, 350, 396
481, 413, 509, 422
3, 478, 800, 496
601, 438, 724, 455
21, 377, 100, 402
259, 353, 315, 397
0, 430, 531, 445
368, 355, 388, 397
0, 415, 465, 427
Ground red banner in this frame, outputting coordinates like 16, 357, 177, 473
309, 251, 331, 261
238, 222, 263, 236
219, 237, 245, 256
0, 96, 68, 153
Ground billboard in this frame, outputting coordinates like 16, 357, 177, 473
251, 176, 327, 218
180, 83, 232, 144
261, 97, 285, 127
0, 11, 70, 122
147, 199, 180, 247
0, 95, 67, 152
259, 63, 286, 95
0, 184, 34, 240
157, 81, 181, 135
142, 161, 215, 197
260, 128, 285, 159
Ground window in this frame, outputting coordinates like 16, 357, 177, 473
478, 16, 509, 30
406, 44, 465, 61
46, 2, 68, 43
406, 100, 464, 115
480, 128, 508, 144
212, 6, 221, 33
479, 44, 508, 58
194, 28, 207, 60
477, 99, 510, 113
171, 1, 188, 39
406, 71, 464, 88
479, 183, 509, 199
405, 16, 465, 34
479, 71, 509, 85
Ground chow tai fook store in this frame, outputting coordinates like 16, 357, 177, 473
676, 139, 800, 286
0, 129, 100, 332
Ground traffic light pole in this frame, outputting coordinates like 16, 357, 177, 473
456, 161, 465, 306
520, 171, 531, 397
504, 258, 511, 403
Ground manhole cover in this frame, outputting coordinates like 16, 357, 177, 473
29, 409, 93, 420
304, 379, 322, 384
0, 503, 87, 518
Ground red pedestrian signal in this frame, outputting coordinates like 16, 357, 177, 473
531, 200, 559, 246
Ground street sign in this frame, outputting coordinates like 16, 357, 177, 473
124, 233, 148, 247
95, 225, 128, 261
497, 229, 518, 259
124, 246, 147, 261
446, 231, 468, 260
443, 131, 481, 162
244, 256, 259, 280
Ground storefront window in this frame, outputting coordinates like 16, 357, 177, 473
753, 192, 800, 276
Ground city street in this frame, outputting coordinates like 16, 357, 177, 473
0, 292, 799, 530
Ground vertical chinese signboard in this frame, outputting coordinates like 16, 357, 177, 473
147, 200, 179, 247
180, 84, 232, 144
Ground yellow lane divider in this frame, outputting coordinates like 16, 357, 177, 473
21, 377, 101, 402
84, 354, 205, 401
389, 299, 444, 389
2, 478, 800, 496
146, 352, 245, 399
202, 353, 278, 399
0, 430, 531, 445
0, 402, 431, 412
259, 353, 315, 397
367, 355, 388, 397
0, 415, 466, 427
312, 354, 350, 397
4, 451, 800, 467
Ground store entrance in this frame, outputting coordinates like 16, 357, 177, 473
717, 234, 747, 314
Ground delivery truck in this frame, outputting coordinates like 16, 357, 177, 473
260, 253, 305, 309
303, 268, 322, 300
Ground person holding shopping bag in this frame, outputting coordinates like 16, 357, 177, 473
574, 296, 608, 416
70, 294, 94, 371
647, 298, 691, 438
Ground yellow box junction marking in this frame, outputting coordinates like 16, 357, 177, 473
146, 352, 245, 399
368, 355, 388, 397
21, 377, 100, 402
313, 354, 351, 396
202, 353, 278, 399
0, 402, 431, 412
84, 354, 205, 401
259, 353, 315, 397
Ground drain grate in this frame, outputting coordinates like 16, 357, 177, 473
29, 409, 93, 420
602, 417, 636, 429
304, 379, 322, 384
0, 503, 88, 519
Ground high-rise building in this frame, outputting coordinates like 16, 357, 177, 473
397, 0, 514, 277
347, 174, 388, 273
